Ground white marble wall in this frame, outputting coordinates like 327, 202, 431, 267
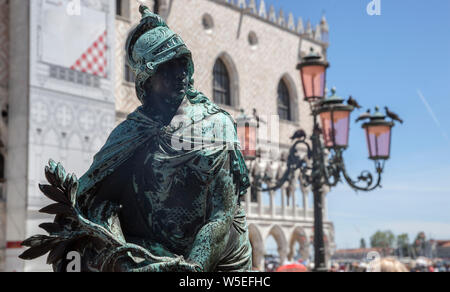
5, 0, 117, 272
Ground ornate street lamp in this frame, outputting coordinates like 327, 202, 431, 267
236, 109, 258, 160
362, 108, 394, 161
316, 88, 354, 149
238, 50, 402, 272
297, 48, 329, 101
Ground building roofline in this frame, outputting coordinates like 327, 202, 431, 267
208, 0, 328, 49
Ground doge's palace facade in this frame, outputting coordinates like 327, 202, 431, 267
116, 0, 335, 271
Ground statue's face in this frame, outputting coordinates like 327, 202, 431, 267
142, 58, 189, 109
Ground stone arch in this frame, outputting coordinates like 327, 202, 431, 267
154, 0, 170, 18
288, 226, 310, 262
248, 224, 264, 271
267, 224, 288, 265
276, 73, 299, 122
213, 52, 240, 108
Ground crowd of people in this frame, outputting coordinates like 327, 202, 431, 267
330, 257, 450, 272
263, 255, 450, 272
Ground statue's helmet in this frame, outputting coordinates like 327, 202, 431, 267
126, 5, 194, 102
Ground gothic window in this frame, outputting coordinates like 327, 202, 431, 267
124, 58, 135, 83
213, 59, 231, 106
154, 0, 160, 14
116, 0, 122, 16
277, 80, 292, 121
116, 0, 130, 19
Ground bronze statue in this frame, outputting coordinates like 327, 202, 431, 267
19, 5, 252, 272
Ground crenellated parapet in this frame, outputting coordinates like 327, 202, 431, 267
211, 0, 329, 45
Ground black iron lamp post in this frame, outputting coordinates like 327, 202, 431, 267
237, 49, 399, 272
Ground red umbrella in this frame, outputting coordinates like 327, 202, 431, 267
276, 263, 308, 272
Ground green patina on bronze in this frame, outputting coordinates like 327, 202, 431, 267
19, 5, 252, 272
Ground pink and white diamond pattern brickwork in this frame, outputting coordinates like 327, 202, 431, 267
70, 31, 108, 78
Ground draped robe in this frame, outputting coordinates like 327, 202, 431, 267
74, 92, 252, 271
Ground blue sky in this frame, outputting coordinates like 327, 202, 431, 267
263, 0, 450, 249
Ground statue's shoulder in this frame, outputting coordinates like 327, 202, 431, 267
209, 109, 236, 129
184, 92, 237, 131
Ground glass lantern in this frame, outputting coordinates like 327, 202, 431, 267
297, 48, 329, 101
316, 89, 354, 149
236, 110, 258, 160
362, 109, 394, 160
